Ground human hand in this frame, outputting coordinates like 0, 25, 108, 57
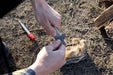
29, 40, 66, 75
31, 0, 61, 37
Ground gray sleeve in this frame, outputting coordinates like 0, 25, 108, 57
22, 69, 36, 75
3, 68, 35, 75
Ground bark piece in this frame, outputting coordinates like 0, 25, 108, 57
94, 4, 113, 29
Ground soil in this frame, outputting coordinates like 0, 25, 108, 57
0, 0, 113, 75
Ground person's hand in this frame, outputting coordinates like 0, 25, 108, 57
31, 0, 61, 37
29, 40, 66, 75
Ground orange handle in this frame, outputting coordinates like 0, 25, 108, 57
28, 33, 35, 40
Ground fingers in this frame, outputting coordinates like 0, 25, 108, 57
51, 15, 61, 31
35, 12, 56, 37
50, 13, 61, 32
35, 4, 61, 37
57, 44, 65, 53
48, 5, 61, 31
54, 44, 65, 55
55, 44, 66, 61
51, 40, 61, 50
41, 18, 57, 37
47, 40, 61, 51
44, 24, 56, 37
51, 20, 61, 32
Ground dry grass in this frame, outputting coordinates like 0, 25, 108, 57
0, 0, 113, 74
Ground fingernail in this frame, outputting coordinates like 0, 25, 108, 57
51, 29, 56, 37
56, 39, 60, 43
52, 32, 56, 37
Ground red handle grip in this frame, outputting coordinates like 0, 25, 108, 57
28, 33, 35, 40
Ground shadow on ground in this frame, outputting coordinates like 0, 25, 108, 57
60, 55, 101, 75
100, 27, 113, 50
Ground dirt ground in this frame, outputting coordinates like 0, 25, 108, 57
0, 0, 113, 75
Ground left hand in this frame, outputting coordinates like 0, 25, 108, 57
29, 40, 66, 75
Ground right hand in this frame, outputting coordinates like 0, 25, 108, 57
31, 0, 62, 37
29, 40, 66, 75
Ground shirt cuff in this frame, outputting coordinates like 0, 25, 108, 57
23, 69, 36, 75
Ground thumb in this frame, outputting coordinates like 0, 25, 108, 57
48, 40, 61, 51
55, 44, 65, 53
54, 44, 65, 58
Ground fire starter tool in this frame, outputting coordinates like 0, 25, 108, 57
19, 20, 35, 40
54, 27, 67, 46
